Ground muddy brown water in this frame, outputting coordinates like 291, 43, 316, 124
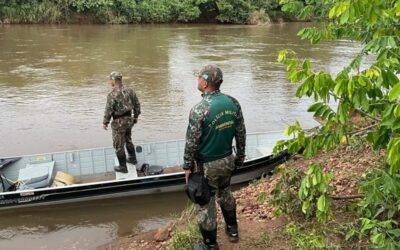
0, 23, 364, 249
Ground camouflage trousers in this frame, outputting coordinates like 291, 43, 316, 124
112, 125, 135, 158
197, 154, 236, 231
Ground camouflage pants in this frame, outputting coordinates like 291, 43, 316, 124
197, 154, 236, 231
112, 125, 135, 157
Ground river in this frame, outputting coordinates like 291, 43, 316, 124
0, 23, 362, 249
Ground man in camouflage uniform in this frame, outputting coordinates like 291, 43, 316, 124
103, 71, 141, 173
183, 65, 246, 250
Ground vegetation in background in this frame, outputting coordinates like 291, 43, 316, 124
0, 0, 285, 24
273, 0, 400, 248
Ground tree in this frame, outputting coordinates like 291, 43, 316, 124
274, 0, 400, 247
275, 0, 400, 172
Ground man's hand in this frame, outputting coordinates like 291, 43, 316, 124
184, 169, 191, 184
234, 155, 245, 167
103, 124, 108, 130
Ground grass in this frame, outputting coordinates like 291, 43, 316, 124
167, 203, 201, 250
167, 222, 200, 250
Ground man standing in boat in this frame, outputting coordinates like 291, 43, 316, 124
183, 65, 246, 250
103, 71, 141, 173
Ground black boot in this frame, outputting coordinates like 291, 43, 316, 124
114, 153, 128, 173
126, 144, 137, 165
193, 228, 219, 250
221, 206, 239, 242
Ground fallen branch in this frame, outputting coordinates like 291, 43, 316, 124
354, 108, 381, 122
350, 123, 378, 136
330, 194, 364, 200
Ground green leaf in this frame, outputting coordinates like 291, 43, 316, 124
358, 75, 367, 86
312, 175, 318, 185
388, 229, 400, 237
394, 105, 400, 118
328, 5, 337, 19
307, 102, 323, 112
381, 113, 396, 127
337, 102, 349, 124
370, 233, 385, 246
361, 218, 375, 233
277, 50, 287, 62
333, 80, 344, 96
340, 9, 349, 24
388, 82, 400, 101
387, 137, 400, 173
317, 195, 326, 212
348, 77, 354, 97
302, 59, 311, 71
302, 200, 310, 214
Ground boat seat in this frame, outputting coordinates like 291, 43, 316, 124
17, 161, 55, 190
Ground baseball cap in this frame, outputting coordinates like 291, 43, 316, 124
194, 65, 223, 84
109, 71, 122, 80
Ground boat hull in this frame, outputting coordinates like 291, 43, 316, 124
0, 150, 289, 210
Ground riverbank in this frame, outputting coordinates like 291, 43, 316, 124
0, 1, 290, 25
102, 135, 381, 249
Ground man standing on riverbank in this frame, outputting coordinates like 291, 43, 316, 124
103, 71, 141, 173
183, 65, 246, 249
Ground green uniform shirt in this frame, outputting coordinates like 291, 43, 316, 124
183, 90, 246, 170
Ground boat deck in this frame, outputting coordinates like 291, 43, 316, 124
1, 132, 286, 191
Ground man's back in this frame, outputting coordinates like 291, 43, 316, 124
196, 90, 243, 163
106, 86, 136, 116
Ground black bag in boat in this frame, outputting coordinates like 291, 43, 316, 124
185, 173, 211, 206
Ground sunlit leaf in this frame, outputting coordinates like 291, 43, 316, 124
371, 233, 385, 246
388, 83, 400, 101
317, 195, 326, 211
302, 200, 310, 213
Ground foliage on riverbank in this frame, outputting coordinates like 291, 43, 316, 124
0, 0, 286, 24
273, 0, 400, 248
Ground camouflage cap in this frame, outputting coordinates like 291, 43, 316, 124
195, 64, 223, 85
109, 71, 122, 80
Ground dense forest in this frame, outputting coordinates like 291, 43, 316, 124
0, 0, 288, 24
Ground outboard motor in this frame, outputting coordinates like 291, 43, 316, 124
0, 157, 20, 192
0, 171, 16, 192
0, 173, 4, 193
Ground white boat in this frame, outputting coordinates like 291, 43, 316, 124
0, 131, 289, 210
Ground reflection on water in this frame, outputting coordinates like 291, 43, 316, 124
0, 192, 188, 249
0, 23, 365, 157
0, 23, 366, 249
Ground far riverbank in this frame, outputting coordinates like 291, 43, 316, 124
0, 1, 293, 25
